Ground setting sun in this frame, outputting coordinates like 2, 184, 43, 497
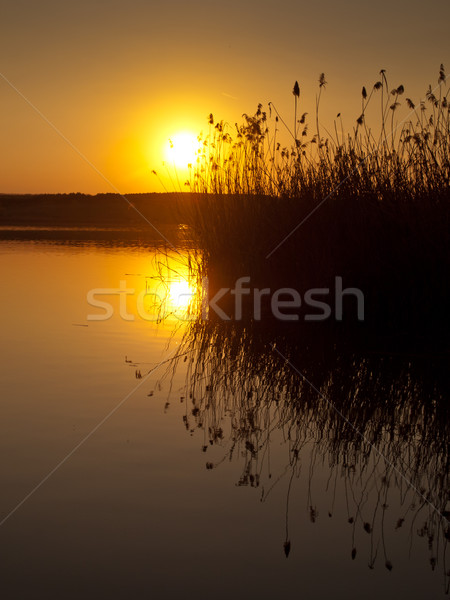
165, 132, 200, 169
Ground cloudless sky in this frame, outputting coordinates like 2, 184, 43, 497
0, 0, 449, 193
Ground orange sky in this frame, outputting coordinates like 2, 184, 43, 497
0, 0, 449, 194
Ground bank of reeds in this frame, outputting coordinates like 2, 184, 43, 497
190, 67, 449, 199
177, 67, 450, 342
155, 67, 450, 583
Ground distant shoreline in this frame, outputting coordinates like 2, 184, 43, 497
0, 192, 190, 229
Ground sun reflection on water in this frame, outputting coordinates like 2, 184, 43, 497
144, 251, 202, 323
167, 278, 195, 311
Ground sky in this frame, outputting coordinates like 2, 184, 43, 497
0, 0, 449, 194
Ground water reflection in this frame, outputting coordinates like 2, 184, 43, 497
1, 235, 448, 596
1, 237, 449, 598
146, 252, 200, 322
164, 272, 449, 590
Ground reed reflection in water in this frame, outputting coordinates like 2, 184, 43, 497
163, 261, 449, 592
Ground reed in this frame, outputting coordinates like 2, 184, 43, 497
155, 66, 450, 585
187, 66, 449, 198
176, 66, 450, 341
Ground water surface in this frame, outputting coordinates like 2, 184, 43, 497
0, 237, 447, 599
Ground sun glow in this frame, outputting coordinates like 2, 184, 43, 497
168, 278, 195, 311
165, 132, 200, 169
150, 253, 201, 321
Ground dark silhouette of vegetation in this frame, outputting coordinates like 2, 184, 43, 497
163, 307, 449, 590
186, 66, 449, 198
0, 193, 197, 245
175, 67, 450, 344
0, 192, 189, 228
152, 68, 450, 587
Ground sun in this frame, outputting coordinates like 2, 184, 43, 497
165, 132, 200, 169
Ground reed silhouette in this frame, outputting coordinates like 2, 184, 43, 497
153, 66, 449, 592
163, 307, 449, 589
174, 67, 450, 343
186, 67, 449, 198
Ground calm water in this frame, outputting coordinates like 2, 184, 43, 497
0, 236, 448, 599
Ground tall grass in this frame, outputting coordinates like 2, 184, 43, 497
154, 67, 450, 581
187, 66, 449, 198
175, 67, 450, 341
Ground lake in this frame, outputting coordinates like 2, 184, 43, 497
0, 231, 448, 599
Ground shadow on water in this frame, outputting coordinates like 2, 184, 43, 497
162, 258, 449, 591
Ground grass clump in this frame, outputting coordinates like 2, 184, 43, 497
158, 67, 450, 580
188, 66, 449, 198
177, 66, 450, 341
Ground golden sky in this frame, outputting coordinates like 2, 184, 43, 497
0, 0, 448, 194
